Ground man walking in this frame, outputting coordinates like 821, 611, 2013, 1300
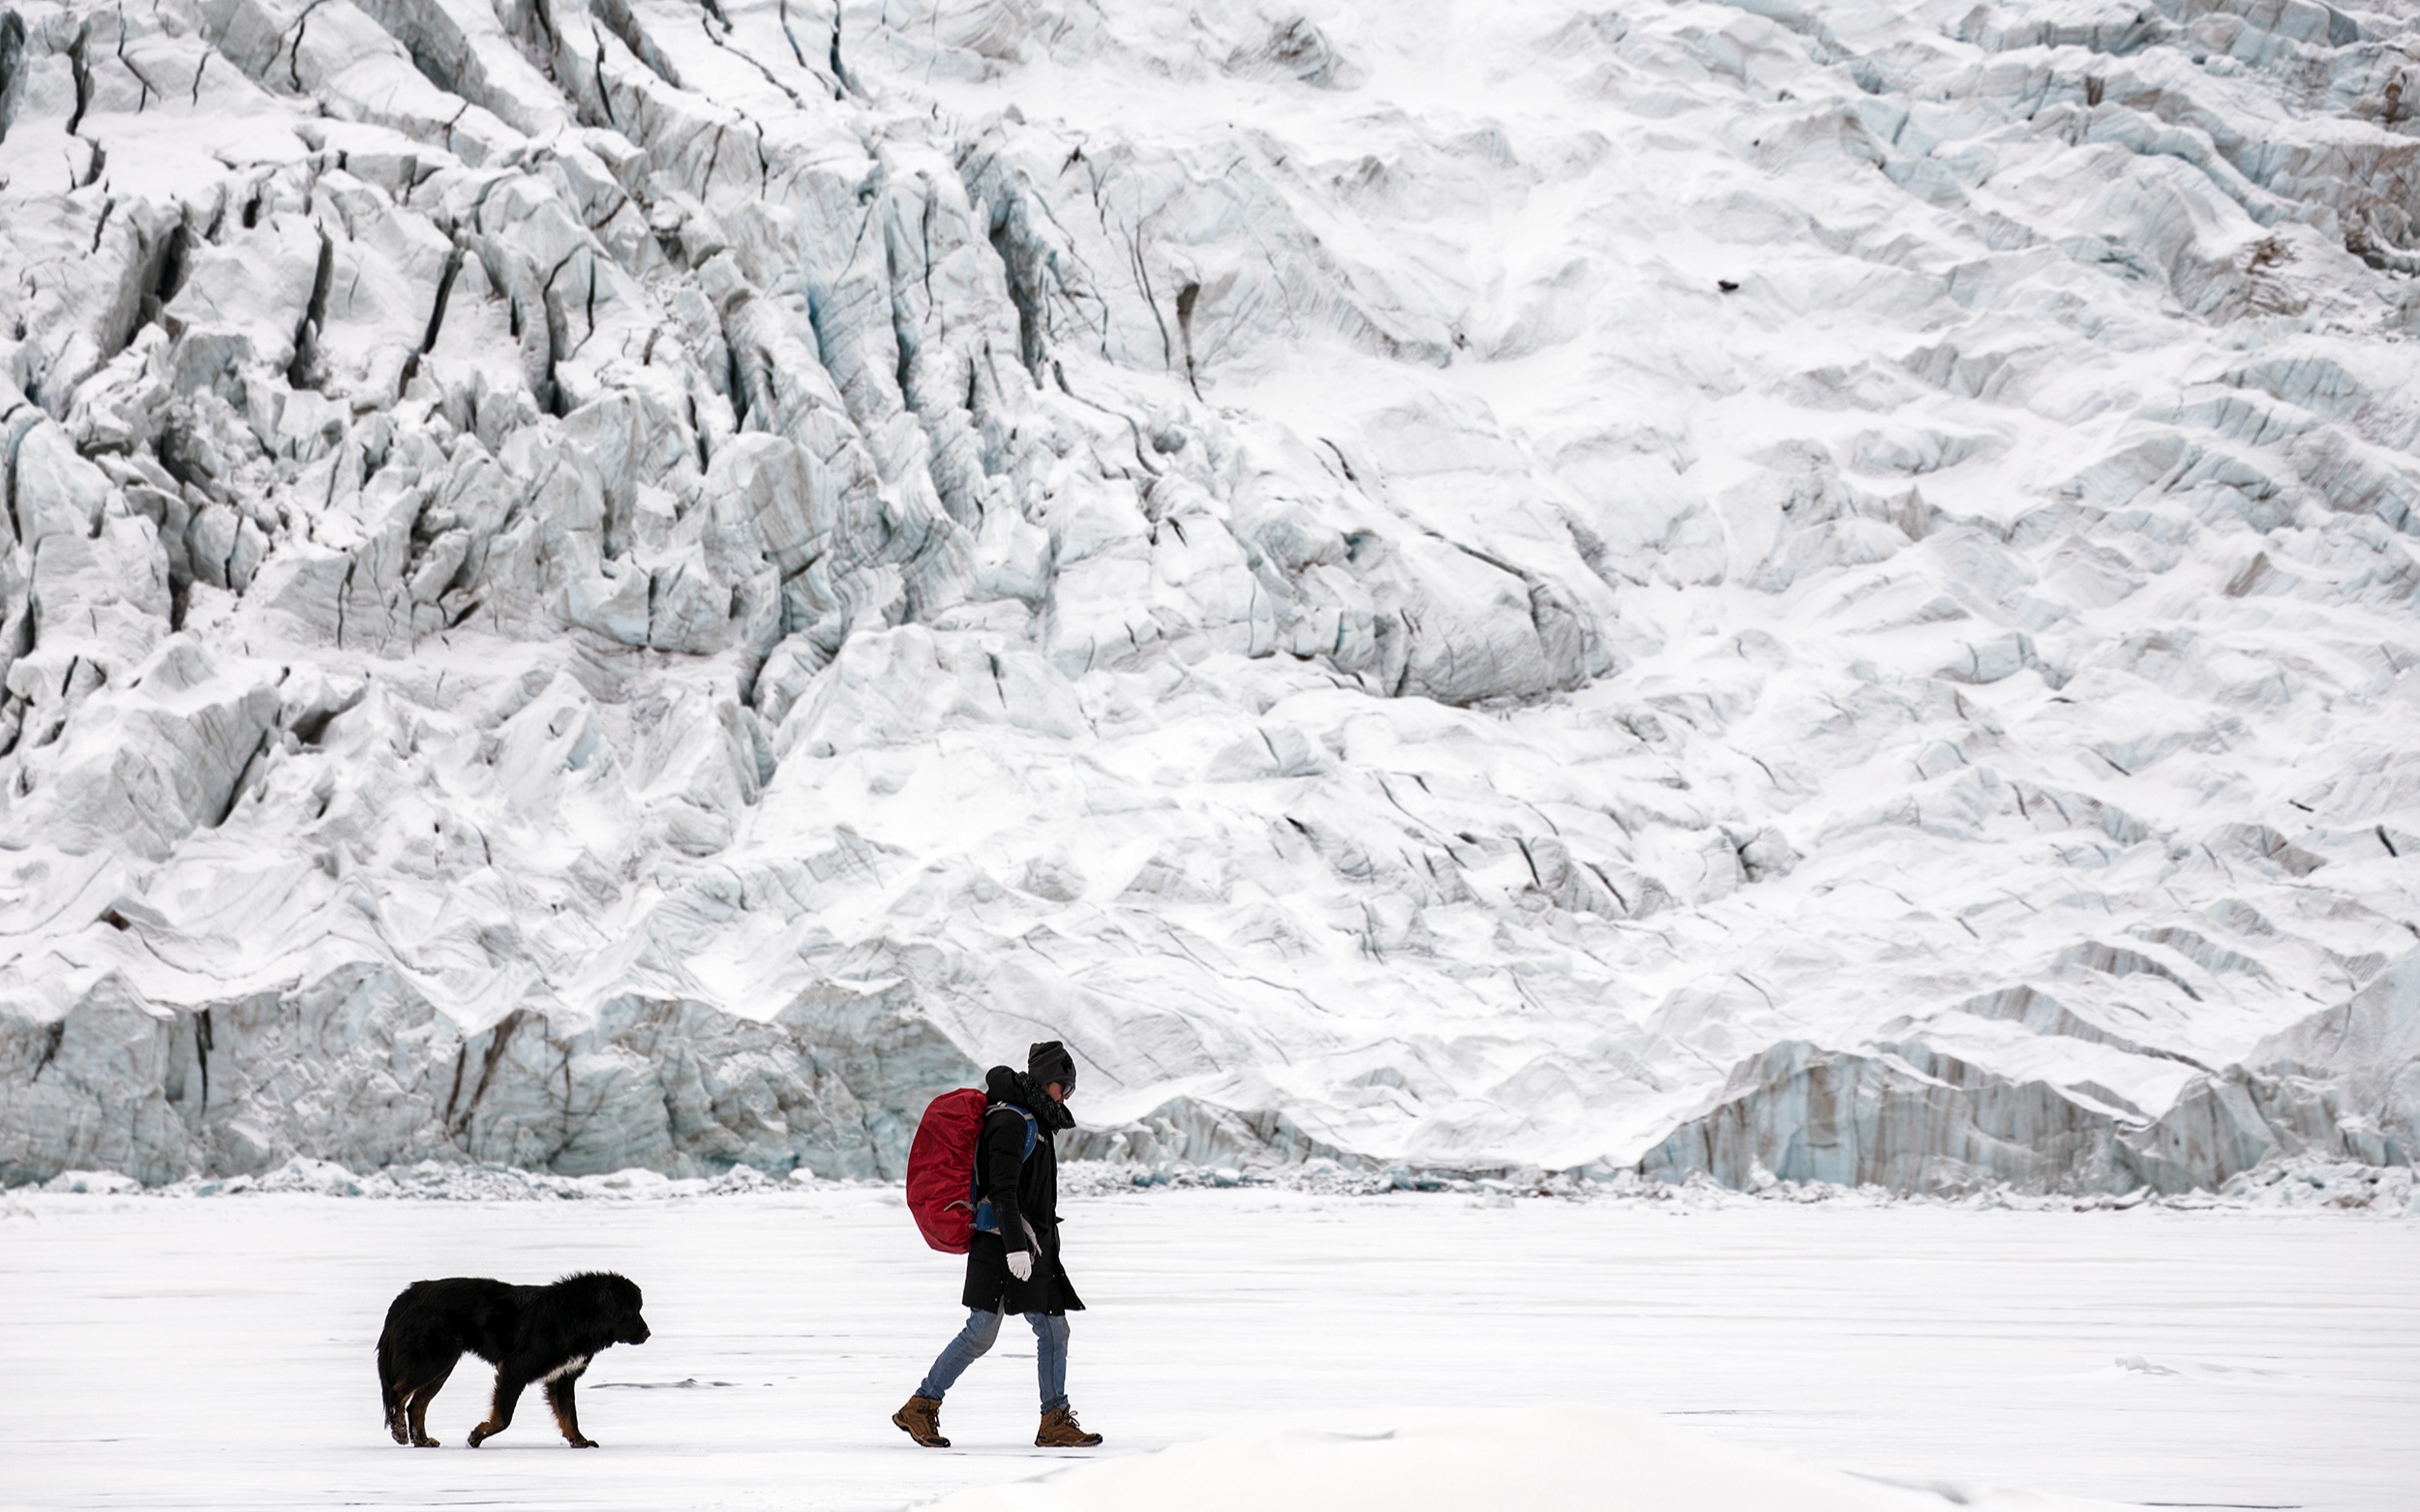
893, 1041, 1104, 1449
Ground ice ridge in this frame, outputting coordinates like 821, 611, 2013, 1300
2, 0, 2417, 1192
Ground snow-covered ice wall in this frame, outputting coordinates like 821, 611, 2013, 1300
2, 0, 2417, 1191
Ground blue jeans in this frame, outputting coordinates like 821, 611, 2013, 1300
915, 1307, 1071, 1413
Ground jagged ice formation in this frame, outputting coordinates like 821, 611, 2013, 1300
2, 0, 2418, 1191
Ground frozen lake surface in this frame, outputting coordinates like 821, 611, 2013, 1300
2, 1189, 2413, 1511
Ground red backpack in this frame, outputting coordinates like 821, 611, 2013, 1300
904, 1088, 1038, 1253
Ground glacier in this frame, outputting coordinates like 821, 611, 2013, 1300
1, 0, 2416, 1191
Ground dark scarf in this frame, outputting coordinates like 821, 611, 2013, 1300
992, 1068, 1076, 1133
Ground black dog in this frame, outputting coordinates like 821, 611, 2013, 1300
376, 1273, 650, 1448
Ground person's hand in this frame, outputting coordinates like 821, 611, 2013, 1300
1007, 1250, 1034, 1282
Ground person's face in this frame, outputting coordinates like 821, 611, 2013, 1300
1045, 1080, 1069, 1104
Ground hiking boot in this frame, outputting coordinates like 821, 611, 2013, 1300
892, 1395, 950, 1448
1035, 1406, 1103, 1447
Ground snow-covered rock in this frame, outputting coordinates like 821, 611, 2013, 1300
3, 0, 2418, 1190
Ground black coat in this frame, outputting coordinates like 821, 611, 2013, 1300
962, 1066, 1084, 1315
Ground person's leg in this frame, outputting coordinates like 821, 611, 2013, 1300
916, 1308, 1004, 1401
1029, 1313, 1100, 1446
1028, 1312, 1071, 1414
897, 1309, 1003, 1448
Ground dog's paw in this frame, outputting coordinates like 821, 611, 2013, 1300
568, 1436, 599, 1448
411, 1436, 440, 1448
388, 1423, 409, 1446
467, 1428, 490, 1448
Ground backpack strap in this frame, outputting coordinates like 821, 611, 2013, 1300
970, 1106, 1042, 1234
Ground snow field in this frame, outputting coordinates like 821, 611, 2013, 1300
5, 0, 2420, 1194
1, 1191, 2414, 1511
924, 1407, 2128, 1512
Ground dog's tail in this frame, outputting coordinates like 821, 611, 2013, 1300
377, 1324, 401, 1428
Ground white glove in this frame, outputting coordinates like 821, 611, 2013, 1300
1007, 1250, 1034, 1282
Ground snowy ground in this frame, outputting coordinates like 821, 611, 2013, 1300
2, 1191, 2414, 1512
